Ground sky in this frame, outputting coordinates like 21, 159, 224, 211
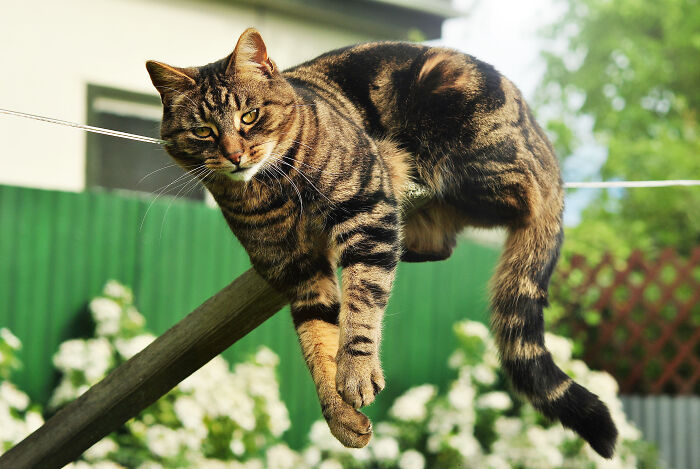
439, 0, 608, 225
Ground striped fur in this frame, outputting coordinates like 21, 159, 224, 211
146, 28, 617, 456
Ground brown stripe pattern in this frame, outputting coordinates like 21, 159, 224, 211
146, 28, 618, 456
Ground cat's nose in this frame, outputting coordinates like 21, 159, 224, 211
224, 151, 243, 165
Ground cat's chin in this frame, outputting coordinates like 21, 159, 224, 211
225, 159, 266, 182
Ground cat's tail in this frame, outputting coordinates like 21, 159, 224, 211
490, 210, 618, 458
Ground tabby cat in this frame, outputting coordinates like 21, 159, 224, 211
146, 28, 618, 457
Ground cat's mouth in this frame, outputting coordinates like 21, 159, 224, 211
225, 159, 267, 182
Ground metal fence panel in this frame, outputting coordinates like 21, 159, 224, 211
622, 395, 700, 469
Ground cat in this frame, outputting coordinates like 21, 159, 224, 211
146, 28, 618, 458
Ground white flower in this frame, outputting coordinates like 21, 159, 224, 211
242, 459, 264, 469
84, 437, 118, 461
471, 364, 497, 385
457, 320, 490, 341
49, 379, 79, 407
266, 401, 291, 437
448, 350, 466, 369
53, 338, 112, 382
0, 402, 24, 443
371, 436, 399, 460
90, 298, 122, 336
375, 421, 399, 437
255, 347, 279, 366
398, 449, 426, 469
115, 334, 155, 360
265, 444, 301, 469
318, 460, 343, 469
584, 371, 619, 401
0, 382, 29, 411
448, 432, 482, 460
25, 410, 43, 433
103, 281, 131, 301
1, 328, 21, 349
476, 391, 512, 411
126, 307, 146, 328
173, 396, 206, 433
483, 342, 501, 369
302, 447, 321, 466
568, 359, 591, 379
145, 425, 182, 458
545, 333, 573, 363
230, 438, 245, 456
53, 339, 88, 371
84, 339, 113, 382
389, 384, 436, 421
483, 454, 509, 469
448, 380, 476, 411
494, 417, 521, 438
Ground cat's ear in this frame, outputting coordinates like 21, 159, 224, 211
226, 28, 276, 78
146, 61, 197, 103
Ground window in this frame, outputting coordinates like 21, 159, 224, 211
85, 85, 205, 201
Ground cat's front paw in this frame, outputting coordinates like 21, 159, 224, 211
323, 397, 373, 448
335, 348, 385, 409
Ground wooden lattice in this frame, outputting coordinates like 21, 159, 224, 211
551, 247, 700, 395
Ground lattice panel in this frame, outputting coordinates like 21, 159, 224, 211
551, 248, 700, 395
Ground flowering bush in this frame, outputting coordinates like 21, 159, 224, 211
305, 320, 660, 469
0, 328, 43, 455
2, 281, 659, 468
49, 281, 298, 469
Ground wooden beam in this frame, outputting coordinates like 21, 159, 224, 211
0, 268, 287, 469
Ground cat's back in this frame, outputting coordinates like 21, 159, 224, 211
283, 42, 520, 142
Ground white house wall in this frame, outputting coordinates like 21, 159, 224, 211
0, 0, 371, 191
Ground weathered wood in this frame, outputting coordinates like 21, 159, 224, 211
0, 268, 287, 469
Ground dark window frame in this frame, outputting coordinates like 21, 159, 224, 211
85, 84, 205, 201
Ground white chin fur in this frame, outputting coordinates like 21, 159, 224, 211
226, 142, 275, 182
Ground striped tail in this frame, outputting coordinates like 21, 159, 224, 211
490, 216, 618, 458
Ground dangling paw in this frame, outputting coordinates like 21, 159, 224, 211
322, 395, 373, 448
335, 349, 385, 409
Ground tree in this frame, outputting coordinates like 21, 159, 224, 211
538, 0, 700, 257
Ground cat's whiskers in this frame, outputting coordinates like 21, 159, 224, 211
261, 144, 342, 176
159, 166, 212, 238
138, 163, 191, 184
140, 164, 207, 231
262, 163, 304, 216
290, 139, 316, 152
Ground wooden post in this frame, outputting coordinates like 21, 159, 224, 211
0, 268, 287, 469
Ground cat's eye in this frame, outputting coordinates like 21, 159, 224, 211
241, 109, 259, 125
192, 126, 214, 138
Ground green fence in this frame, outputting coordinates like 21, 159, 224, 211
0, 184, 500, 448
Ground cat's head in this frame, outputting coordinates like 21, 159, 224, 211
146, 28, 297, 186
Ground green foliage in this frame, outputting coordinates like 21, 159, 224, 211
2, 283, 663, 468
0, 329, 44, 454
538, 0, 700, 254
310, 320, 661, 469
49, 281, 297, 468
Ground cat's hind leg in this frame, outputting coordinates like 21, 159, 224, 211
401, 201, 466, 262
291, 274, 373, 447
